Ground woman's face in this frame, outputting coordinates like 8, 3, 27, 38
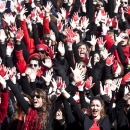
120, 32, 129, 46
94, 53, 100, 63
55, 109, 63, 120
79, 61, 87, 75
32, 93, 43, 108
78, 45, 88, 59
90, 100, 102, 118
121, 0, 128, 8
96, 2, 104, 11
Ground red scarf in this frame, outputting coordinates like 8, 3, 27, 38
122, 45, 130, 58
23, 108, 43, 130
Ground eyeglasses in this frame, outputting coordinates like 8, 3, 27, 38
123, 36, 129, 39
29, 64, 38, 68
96, 4, 104, 7
32, 95, 40, 99
121, 1, 128, 4
38, 50, 45, 54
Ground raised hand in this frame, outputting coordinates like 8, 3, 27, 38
17, 60, 27, 74
112, 16, 118, 29
42, 70, 53, 85
80, 16, 89, 30
122, 72, 130, 83
100, 48, 111, 60
27, 68, 37, 82
0, 64, 8, 77
15, 28, 24, 41
3, 13, 11, 26
42, 56, 53, 68
57, 20, 64, 31
125, 29, 130, 35
80, 0, 86, 5
0, 2, 6, 13
87, 35, 97, 46
85, 76, 95, 90
30, 9, 37, 21
46, 46, 56, 59
72, 12, 80, 24
124, 6, 130, 15
6, 41, 14, 56
9, 23, 17, 34
14, 2, 23, 13
112, 60, 118, 73
58, 42, 65, 56
44, 1, 53, 13
70, 63, 85, 83
0, 29, 7, 42
106, 55, 115, 66
97, 37, 106, 48
0, 75, 6, 89
60, 8, 66, 20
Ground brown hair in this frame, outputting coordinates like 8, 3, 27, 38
31, 88, 51, 130
11, 92, 31, 121
90, 96, 106, 119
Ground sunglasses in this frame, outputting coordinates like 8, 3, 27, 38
29, 64, 38, 68
32, 95, 40, 99
96, 4, 104, 7
121, 1, 128, 4
38, 50, 45, 54
123, 36, 129, 39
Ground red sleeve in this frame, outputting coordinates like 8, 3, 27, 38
104, 33, 121, 63
43, 18, 50, 34
66, 11, 69, 19
0, 92, 9, 122
15, 50, 25, 61
19, 20, 35, 54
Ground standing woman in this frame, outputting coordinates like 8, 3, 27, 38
59, 86, 130, 130
4, 72, 51, 130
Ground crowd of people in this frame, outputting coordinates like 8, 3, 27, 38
0, 0, 130, 130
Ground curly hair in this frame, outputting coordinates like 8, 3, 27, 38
90, 96, 106, 119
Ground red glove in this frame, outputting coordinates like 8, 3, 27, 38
112, 16, 117, 28
106, 55, 115, 66
85, 76, 95, 90
0, 3, 6, 13
66, 35, 74, 44
17, 60, 27, 74
57, 21, 63, 31
31, 9, 37, 20
84, 53, 89, 64
7, 41, 14, 48
38, 10, 45, 19
101, 10, 106, 16
124, 6, 130, 15
80, 0, 86, 5
16, 28, 24, 41
96, 37, 105, 47
72, 12, 79, 22
122, 72, 130, 84
9, 23, 17, 34
125, 29, 130, 35
66, 27, 76, 37
56, 76, 63, 89
76, 81, 85, 91
46, 46, 56, 59
14, 2, 23, 12
112, 60, 118, 73
0, 64, 8, 77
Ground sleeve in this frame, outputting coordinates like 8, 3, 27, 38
19, 20, 35, 53
32, 23, 41, 46
21, 75, 32, 96
63, 98, 76, 125
43, 18, 50, 34
79, 91, 88, 109
6, 79, 30, 114
67, 96, 85, 124
0, 91, 9, 122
